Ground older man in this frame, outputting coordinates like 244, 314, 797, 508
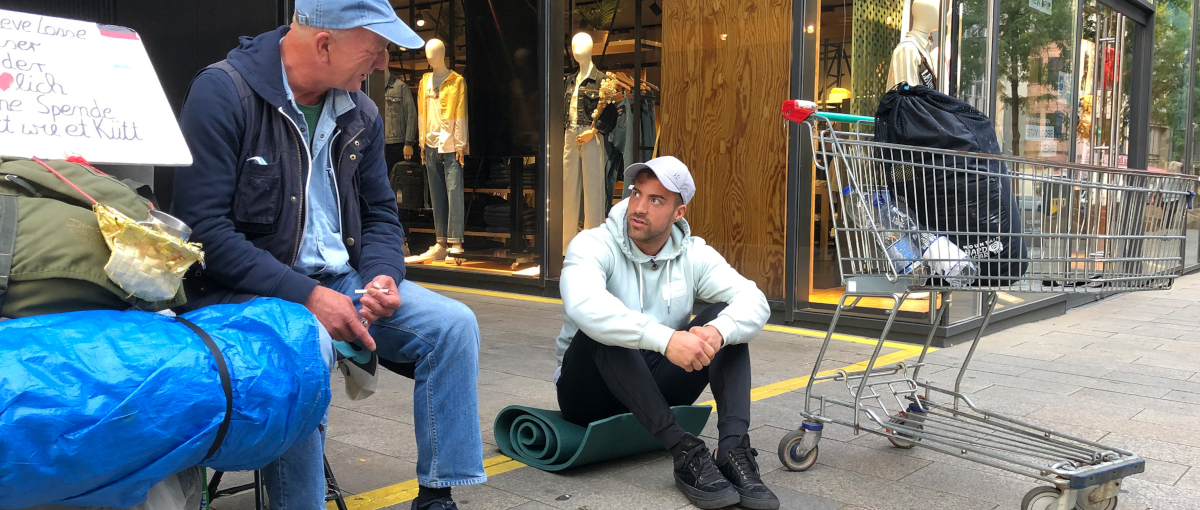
172, 2, 484, 509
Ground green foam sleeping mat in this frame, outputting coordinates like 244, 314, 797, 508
493, 405, 711, 472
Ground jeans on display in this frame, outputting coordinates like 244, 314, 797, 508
265, 271, 486, 507
604, 97, 658, 201
563, 125, 607, 251
555, 303, 752, 456
425, 146, 465, 243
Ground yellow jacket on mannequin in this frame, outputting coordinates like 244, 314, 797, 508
418, 70, 469, 154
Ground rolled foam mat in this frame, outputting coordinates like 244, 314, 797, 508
493, 405, 711, 471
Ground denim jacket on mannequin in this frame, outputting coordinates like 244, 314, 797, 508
384, 74, 418, 146
564, 66, 618, 135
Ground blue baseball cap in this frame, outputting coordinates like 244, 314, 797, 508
294, 0, 425, 50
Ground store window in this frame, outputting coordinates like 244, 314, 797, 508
1150, 0, 1192, 173
994, 0, 1076, 162
947, 0, 992, 111
551, 0, 793, 302
559, 0, 662, 257
802, 0, 940, 318
1150, 0, 1197, 267
394, 0, 542, 278
1075, 0, 1135, 167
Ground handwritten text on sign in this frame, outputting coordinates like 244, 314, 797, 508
0, 9, 192, 166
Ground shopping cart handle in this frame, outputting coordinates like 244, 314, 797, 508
819, 112, 875, 124
780, 100, 873, 125
781, 100, 818, 123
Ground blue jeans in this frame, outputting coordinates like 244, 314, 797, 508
425, 146, 465, 244
262, 323, 335, 509
264, 271, 487, 509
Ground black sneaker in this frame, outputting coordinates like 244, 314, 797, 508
410, 496, 458, 510
672, 434, 741, 509
718, 436, 780, 510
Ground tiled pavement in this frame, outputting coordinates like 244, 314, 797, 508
212, 274, 1200, 510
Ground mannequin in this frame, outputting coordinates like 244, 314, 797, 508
416, 38, 469, 261
887, 0, 939, 90
562, 32, 618, 251
384, 72, 418, 164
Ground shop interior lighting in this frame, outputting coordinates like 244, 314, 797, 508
827, 87, 851, 104
806, 25, 815, 33
416, 15, 425, 27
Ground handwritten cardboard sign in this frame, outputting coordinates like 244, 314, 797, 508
0, 9, 192, 166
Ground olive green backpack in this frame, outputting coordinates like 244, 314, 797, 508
0, 157, 185, 319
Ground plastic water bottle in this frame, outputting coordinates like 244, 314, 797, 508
842, 187, 923, 275
842, 187, 978, 286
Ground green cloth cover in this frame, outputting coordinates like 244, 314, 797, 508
493, 405, 711, 472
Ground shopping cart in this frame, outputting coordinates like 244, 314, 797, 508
775, 100, 1198, 510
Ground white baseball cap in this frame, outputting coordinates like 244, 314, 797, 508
623, 156, 696, 205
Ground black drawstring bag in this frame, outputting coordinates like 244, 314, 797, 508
874, 83, 1028, 287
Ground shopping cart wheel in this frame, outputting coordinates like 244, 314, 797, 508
1021, 486, 1064, 510
1075, 487, 1118, 510
777, 431, 819, 472
886, 416, 922, 449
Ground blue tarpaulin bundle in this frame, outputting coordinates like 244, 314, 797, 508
0, 298, 331, 509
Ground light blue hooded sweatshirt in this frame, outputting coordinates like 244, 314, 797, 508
555, 198, 770, 376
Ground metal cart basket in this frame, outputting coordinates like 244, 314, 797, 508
775, 102, 1197, 510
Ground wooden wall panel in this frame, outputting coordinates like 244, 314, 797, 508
661, 0, 792, 299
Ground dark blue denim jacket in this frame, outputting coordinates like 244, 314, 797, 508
564, 66, 618, 135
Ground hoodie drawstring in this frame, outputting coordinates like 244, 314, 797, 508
666, 259, 673, 314
637, 263, 645, 312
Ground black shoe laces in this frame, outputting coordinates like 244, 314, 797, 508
729, 447, 763, 483
683, 444, 724, 484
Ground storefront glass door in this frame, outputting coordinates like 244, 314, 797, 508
1075, 0, 1135, 167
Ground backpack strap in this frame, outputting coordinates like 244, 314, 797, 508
203, 61, 262, 177
0, 195, 16, 312
174, 316, 233, 462
182, 60, 261, 180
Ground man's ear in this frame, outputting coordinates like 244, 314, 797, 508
314, 32, 334, 63
674, 204, 687, 223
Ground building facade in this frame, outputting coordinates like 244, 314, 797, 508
12, 0, 1200, 339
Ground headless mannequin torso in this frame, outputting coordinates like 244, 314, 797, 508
887, 0, 939, 89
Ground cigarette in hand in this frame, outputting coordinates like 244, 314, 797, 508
355, 288, 390, 294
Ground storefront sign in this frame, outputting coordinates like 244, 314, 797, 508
1025, 124, 1055, 141
1040, 141, 1057, 157
1029, 0, 1053, 15
0, 9, 191, 165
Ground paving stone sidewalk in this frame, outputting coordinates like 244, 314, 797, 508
212, 273, 1200, 510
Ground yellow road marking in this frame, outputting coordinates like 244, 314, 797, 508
333, 283, 936, 510
418, 282, 921, 350
763, 323, 919, 351
697, 347, 929, 407
418, 282, 562, 304
336, 456, 526, 510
